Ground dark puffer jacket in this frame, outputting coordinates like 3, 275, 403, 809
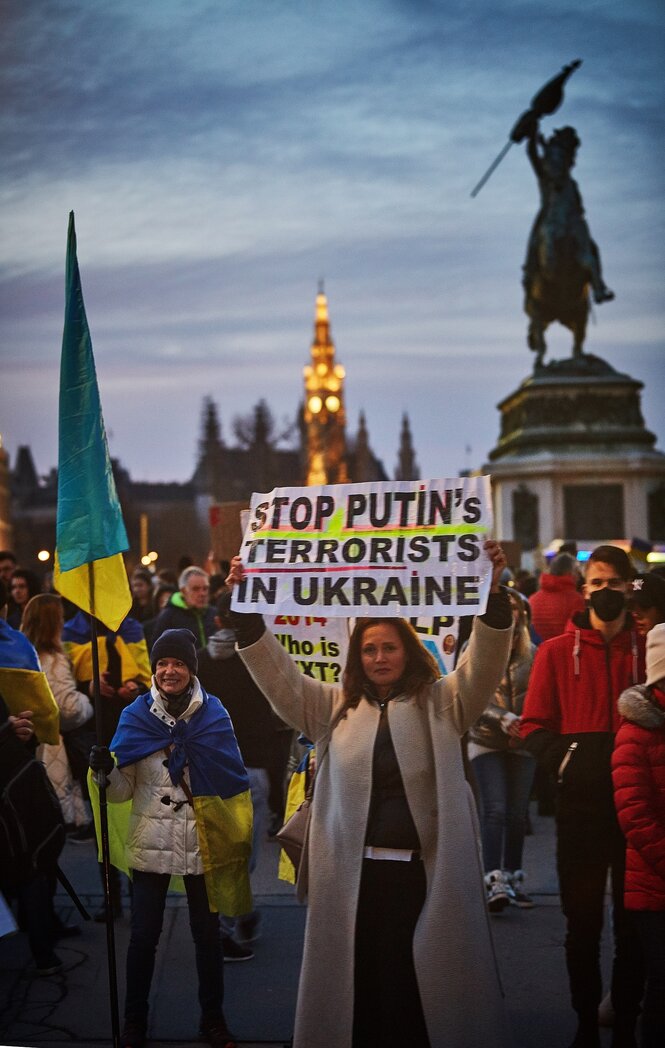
612, 684, 665, 911
150, 594, 216, 651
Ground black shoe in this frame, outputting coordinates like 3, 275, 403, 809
52, 917, 82, 939
200, 1016, 237, 1047
236, 911, 261, 944
34, 952, 63, 976
221, 936, 254, 962
568, 1022, 601, 1048
120, 1018, 146, 1048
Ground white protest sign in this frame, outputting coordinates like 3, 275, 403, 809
232, 477, 493, 617
266, 614, 350, 684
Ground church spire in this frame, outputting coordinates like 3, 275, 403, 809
303, 285, 348, 486
395, 413, 420, 480
353, 411, 373, 481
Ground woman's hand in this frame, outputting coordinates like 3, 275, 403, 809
225, 555, 246, 589
9, 710, 34, 742
118, 679, 140, 701
484, 539, 507, 593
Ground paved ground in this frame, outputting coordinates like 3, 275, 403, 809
0, 806, 620, 1048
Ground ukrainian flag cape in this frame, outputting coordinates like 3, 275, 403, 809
91, 686, 253, 915
0, 621, 60, 744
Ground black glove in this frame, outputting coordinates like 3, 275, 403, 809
228, 609, 266, 648
89, 745, 115, 776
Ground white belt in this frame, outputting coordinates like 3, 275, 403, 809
363, 846, 420, 862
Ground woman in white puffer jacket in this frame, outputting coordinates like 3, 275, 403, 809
22, 594, 92, 827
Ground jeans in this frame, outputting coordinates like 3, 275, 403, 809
471, 750, 536, 872
124, 870, 223, 1026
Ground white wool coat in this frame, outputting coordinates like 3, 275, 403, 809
239, 617, 514, 1048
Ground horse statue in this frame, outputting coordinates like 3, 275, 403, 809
523, 123, 614, 367
471, 61, 615, 368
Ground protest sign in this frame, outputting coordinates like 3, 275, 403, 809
232, 477, 493, 617
266, 615, 350, 683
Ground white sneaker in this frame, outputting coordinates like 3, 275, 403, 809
507, 869, 534, 908
485, 869, 510, 913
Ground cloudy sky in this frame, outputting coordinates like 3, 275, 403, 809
1, 0, 664, 486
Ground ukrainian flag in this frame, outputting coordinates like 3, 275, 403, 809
90, 687, 253, 916
54, 212, 131, 633
0, 623, 60, 745
62, 612, 151, 689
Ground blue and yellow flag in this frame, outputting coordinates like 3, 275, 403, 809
0, 621, 60, 744
91, 687, 253, 916
54, 212, 131, 632
62, 611, 151, 689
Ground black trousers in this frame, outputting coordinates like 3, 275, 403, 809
352, 857, 430, 1048
634, 910, 665, 1048
556, 819, 644, 1032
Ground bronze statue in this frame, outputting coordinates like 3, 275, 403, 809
522, 121, 614, 366
472, 60, 615, 367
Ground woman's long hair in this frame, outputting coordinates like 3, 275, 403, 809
342, 617, 440, 709
21, 593, 65, 653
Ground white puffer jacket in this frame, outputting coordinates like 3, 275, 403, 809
40, 650, 93, 730
105, 680, 205, 875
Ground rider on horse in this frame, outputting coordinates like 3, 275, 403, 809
523, 123, 614, 364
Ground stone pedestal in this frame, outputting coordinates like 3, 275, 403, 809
486, 354, 665, 556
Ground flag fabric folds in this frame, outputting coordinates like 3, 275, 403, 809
0, 620, 60, 745
54, 211, 131, 632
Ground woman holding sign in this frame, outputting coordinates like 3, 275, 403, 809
226, 540, 512, 1048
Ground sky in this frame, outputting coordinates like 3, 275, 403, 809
1, 0, 664, 486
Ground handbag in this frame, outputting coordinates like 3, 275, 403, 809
275, 705, 345, 877
275, 777, 314, 869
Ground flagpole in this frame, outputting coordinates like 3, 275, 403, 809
89, 563, 121, 1048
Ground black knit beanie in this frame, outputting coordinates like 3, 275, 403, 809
151, 629, 198, 676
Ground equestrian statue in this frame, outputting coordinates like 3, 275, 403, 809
472, 60, 614, 368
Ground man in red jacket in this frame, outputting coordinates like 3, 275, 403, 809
529, 552, 585, 641
521, 544, 645, 1048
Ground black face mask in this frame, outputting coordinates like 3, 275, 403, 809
589, 587, 626, 623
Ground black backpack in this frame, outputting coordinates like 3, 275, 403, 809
0, 721, 65, 888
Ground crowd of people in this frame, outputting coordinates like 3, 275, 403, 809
1, 540, 665, 1048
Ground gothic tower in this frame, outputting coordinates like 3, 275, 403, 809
395, 413, 420, 480
303, 283, 349, 485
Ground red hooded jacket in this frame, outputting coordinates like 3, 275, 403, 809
612, 684, 665, 910
521, 610, 645, 828
529, 573, 585, 641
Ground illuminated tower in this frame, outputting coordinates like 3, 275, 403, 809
303, 283, 348, 485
